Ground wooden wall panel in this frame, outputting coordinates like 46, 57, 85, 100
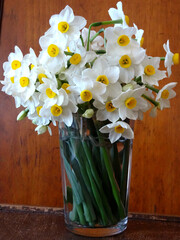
0, 0, 179, 215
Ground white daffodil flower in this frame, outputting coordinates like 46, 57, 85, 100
68, 75, 106, 104
3, 46, 23, 78
138, 89, 154, 120
82, 57, 120, 101
23, 48, 39, 71
40, 99, 78, 127
99, 121, 134, 143
65, 42, 96, 80
21, 92, 40, 114
13, 66, 36, 103
105, 26, 139, 55
39, 34, 67, 74
156, 82, 177, 110
141, 56, 166, 86
133, 23, 144, 47
108, 47, 145, 83
93, 98, 120, 123
163, 40, 179, 77
80, 28, 104, 50
46, 5, 86, 46
34, 66, 55, 89
1, 76, 16, 96
108, 1, 129, 28
37, 77, 68, 108
112, 87, 148, 120
28, 101, 51, 126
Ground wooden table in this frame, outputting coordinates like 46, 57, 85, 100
0, 205, 179, 240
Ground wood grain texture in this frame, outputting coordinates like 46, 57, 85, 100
0, 0, 179, 215
0, 208, 180, 240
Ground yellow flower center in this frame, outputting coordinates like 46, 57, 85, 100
30, 64, 35, 70
10, 77, 14, 83
172, 53, 179, 65
46, 88, 56, 98
38, 73, 47, 84
125, 97, 137, 109
70, 53, 82, 65
161, 89, 170, 99
125, 15, 129, 25
117, 35, 130, 47
80, 90, 92, 102
140, 37, 144, 47
119, 55, 131, 68
36, 106, 42, 117
51, 104, 63, 116
96, 75, 109, 85
20, 77, 29, 87
67, 46, 71, 52
114, 125, 125, 134
144, 65, 156, 76
47, 44, 59, 57
61, 83, 70, 94
11, 60, 21, 70
105, 101, 116, 112
58, 21, 69, 33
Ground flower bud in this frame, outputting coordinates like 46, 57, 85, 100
122, 84, 134, 92
17, 109, 29, 121
35, 125, 47, 135
82, 109, 94, 119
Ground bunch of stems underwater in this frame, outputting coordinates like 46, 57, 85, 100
60, 116, 132, 227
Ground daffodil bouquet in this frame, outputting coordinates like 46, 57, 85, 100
1, 1, 179, 235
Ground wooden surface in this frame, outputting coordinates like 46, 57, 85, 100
0, 206, 180, 240
0, 0, 180, 215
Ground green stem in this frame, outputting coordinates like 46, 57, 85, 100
120, 139, 132, 213
145, 84, 159, 93
64, 51, 74, 56
95, 50, 106, 54
87, 19, 123, 51
82, 140, 116, 224
80, 35, 85, 47
142, 94, 160, 107
85, 160, 109, 225
160, 57, 165, 60
90, 28, 104, 42
100, 146, 126, 219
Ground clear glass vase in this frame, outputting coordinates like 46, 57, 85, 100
58, 114, 133, 237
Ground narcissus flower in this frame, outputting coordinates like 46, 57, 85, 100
108, 47, 146, 83
163, 40, 179, 77
99, 121, 134, 143
68, 74, 106, 104
3, 46, 23, 78
156, 82, 177, 110
40, 99, 78, 127
141, 56, 166, 86
105, 26, 139, 55
93, 99, 120, 123
13, 66, 36, 103
112, 87, 148, 120
39, 34, 67, 74
46, 5, 86, 46
37, 77, 69, 108
108, 1, 129, 28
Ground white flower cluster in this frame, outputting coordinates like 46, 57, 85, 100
1, 2, 179, 143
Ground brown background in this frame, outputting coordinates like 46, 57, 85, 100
0, 0, 179, 216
